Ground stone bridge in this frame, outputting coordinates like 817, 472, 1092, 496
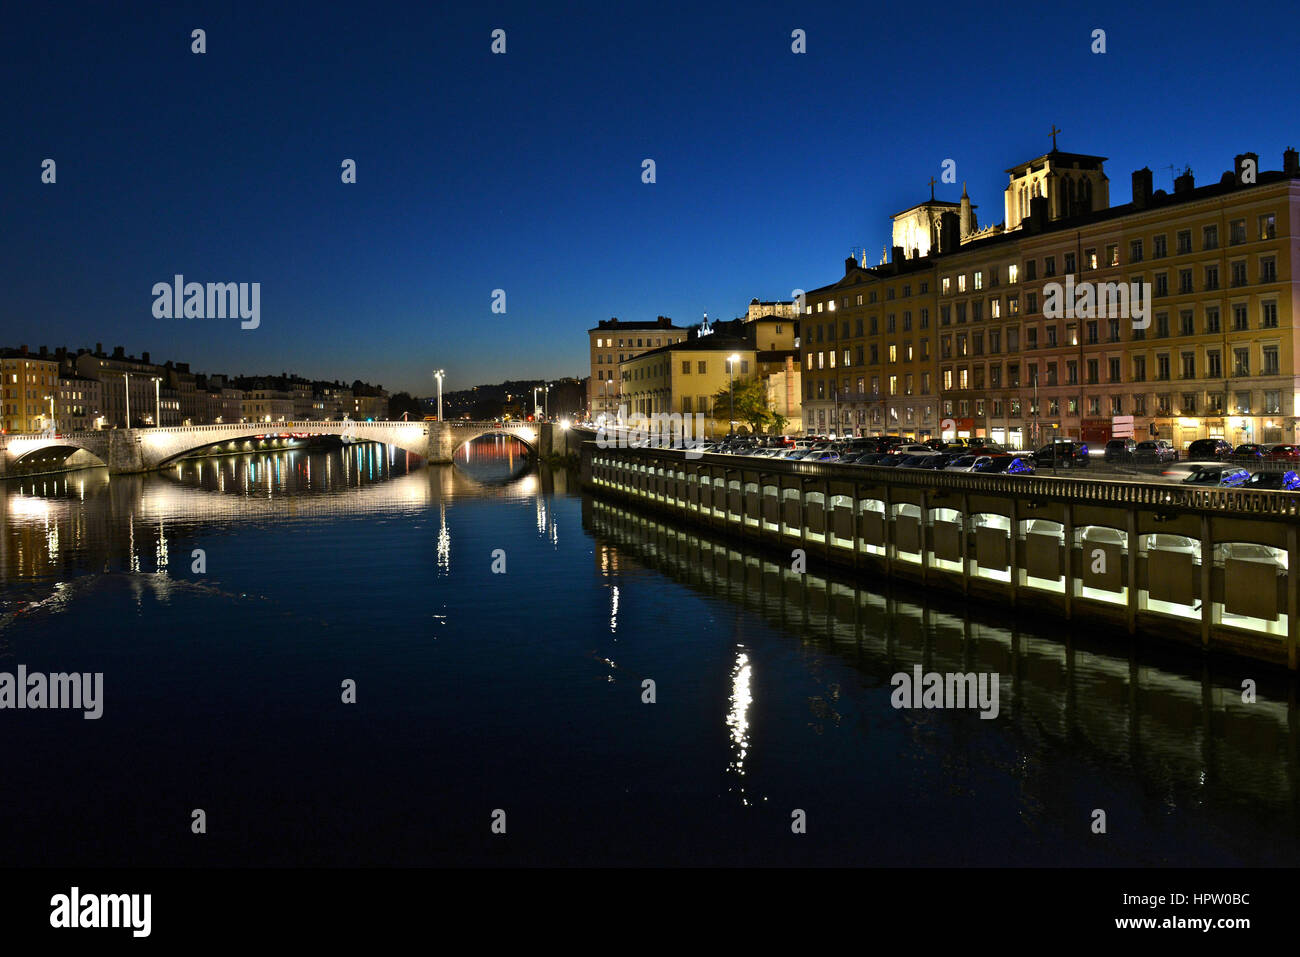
0, 420, 547, 476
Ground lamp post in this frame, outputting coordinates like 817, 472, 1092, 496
154, 377, 161, 427
533, 386, 541, 420
434, 370, 445, 422
124, 372, 131, 428
727, 353, 740, 438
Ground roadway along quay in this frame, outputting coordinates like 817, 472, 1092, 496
581, 441, 1300, 668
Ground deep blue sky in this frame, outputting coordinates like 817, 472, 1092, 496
2, 1, 1294, 394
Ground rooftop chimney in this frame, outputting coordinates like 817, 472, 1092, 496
1174, 168, 1195, 194
39, 345, 48, 357
95, 342, 103, 354
1131, 167, 1153, 209
1234, 152, 1259, 186
142, 351, 150, 364
1286, 147, 1299, 176
891, 245, 905, 264
845, 256, 857, 274
19, 344, 28, 354
113, 346, 125, 358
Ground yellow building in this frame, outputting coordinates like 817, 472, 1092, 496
620, 335, 758, 436
587, 316, 687, 420
1, 349, 60, 433
801, 140, 1300, 450
801, 256, 940, 438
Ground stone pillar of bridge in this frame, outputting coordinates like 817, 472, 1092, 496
105, 430, 146, 474
426, 424, 457, 464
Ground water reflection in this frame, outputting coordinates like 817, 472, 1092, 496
1, 440, 558, 600
583, 497, 1300, 845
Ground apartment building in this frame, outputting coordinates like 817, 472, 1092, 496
0, 347, 60, 433
802, 139, 1300, 449
587, 316, 687, 420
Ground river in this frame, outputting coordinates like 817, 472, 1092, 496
0, 437, 1296, 866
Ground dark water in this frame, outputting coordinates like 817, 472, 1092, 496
1, 437, 1297, 866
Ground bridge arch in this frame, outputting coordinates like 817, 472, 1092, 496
10, 443, 109, 471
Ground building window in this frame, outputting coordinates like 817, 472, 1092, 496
1263, 346, 1279, 376
1153, 234, 1167, 258
1259, 214, 1276, 240
1260, 257, 1277, 282
1203, 224, 1218, 250
1129, 239, 1143, 263
1008, 264, 1019, 283
1230, 219, 1246, 245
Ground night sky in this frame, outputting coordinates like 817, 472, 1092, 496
3, 1, 1294, 393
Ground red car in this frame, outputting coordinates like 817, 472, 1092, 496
1265, 444, 1300, 462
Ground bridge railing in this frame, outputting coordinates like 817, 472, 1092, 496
590, 443, 1300, 519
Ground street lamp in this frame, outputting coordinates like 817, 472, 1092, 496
154, 376, 162, 427
726, 353, 740, 438
533, 386, 541, 420
124, 372, 131, 428
433, 370, 445, 422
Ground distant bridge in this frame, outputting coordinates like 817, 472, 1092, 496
0, 420, 546, 476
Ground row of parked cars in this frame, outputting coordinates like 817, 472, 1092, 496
695, 435, 1300, 490
698, 435, 1047, 474
1103, 437, 1300, 464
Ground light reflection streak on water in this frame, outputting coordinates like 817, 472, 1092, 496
609, 585, 619, 634
726, 648, 753, 805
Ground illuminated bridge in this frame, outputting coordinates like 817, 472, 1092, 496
0, 420, 547, 476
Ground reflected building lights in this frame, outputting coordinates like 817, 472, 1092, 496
436, 502, 451, 573
609, 584, 619, 633
725, 648, 753, 805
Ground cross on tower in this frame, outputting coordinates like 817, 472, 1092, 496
928, 176, 937, 201
1049, 124, 1062, 151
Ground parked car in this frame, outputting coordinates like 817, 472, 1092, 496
1154, 462, 1209, 484
973, 454, 1036, 475
1182, 465, 1250, 487
1103, 438, 1137, 463
1264, 444, 1300, 463
1244, 469, 1300, 491
1183, 438, 1232, 461
1232, 443, 1266, 463
943, 455, 980, 472
1133, 439, 1177, 464
896, 452, 943, 468
1034, 441, 1090, 468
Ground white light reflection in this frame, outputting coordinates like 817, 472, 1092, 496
436, 502, 451, 573
725, 648, 754, 805
609, 585, 619, 633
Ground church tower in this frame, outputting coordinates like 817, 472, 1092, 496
1003, 128, 1109, 231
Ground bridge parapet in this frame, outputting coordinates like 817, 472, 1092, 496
2, 420, 545, 476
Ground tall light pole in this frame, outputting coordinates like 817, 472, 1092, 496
533, 386, 541, 420
44, 394, 55, 433
124, 372, 131, 428
543, 382, 550, 420
434, 370, 445, 422
727, 353, 740, 438
154, 377, 161, 427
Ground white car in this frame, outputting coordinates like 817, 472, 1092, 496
1153, 461, 1219, 484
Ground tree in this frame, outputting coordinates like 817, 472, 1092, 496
713, 377, 778, 435
388, 391, 422, 420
